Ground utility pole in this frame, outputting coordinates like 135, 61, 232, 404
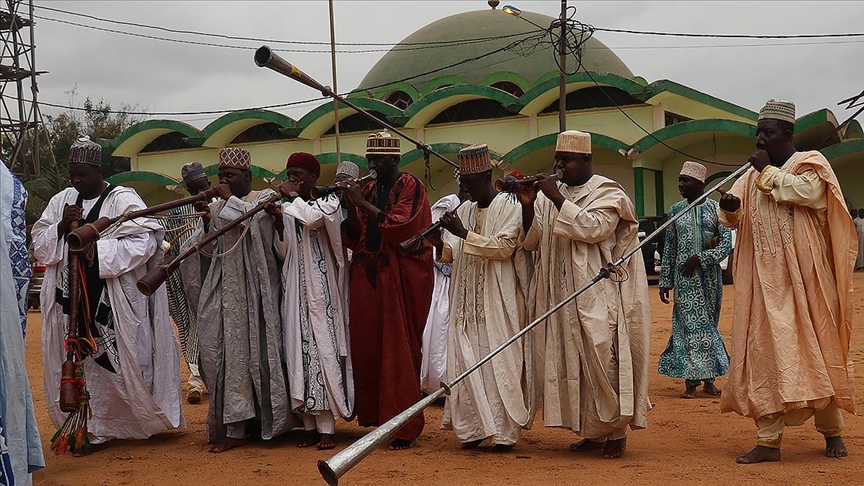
558, 0, 567, 132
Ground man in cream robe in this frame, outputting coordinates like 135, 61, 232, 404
194, 147, 297, 453
719, 99, 856, 463
277, 153, 353, 450
520, 131, 650, 459
33, 138, 183, 454
432, 144, 531, 450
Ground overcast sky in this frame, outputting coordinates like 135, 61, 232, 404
27, 1, 864, 129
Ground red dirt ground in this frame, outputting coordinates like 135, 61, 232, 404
25, 273, 864, 485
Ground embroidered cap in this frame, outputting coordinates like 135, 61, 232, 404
555, 130, 591, 155
365, 130, 401, 156
457, 144, 495, 176
679, 161, 707, 183
219, 147, 252, 171
336, 161, 360, 179
758, 99, 796, 125
181, 161, 207, 183
69, 136, 102, 167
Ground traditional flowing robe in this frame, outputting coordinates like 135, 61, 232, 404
658, 198, 732, 381
855, 216, 864, 269
345, 172, 434, 443
719, 151, 857, 419
194, 189, 298, 443
523, 175, 651, 440
439, 194, 532, 445
280, 195, 354, 421
33, 185, 184, 441
0, 163, 44, 486
421, 194, 461, 394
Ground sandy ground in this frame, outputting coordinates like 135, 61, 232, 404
24, 273, 864, 486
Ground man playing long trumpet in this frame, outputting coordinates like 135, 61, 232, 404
517, 130, 651, 459
273, 152, 354, 450
32, 137, 184, 455
426, 144, 532, 451
336, 131, 434, 450
194, 147, 298, 453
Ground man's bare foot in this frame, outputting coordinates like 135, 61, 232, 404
317, 433, 336, 450
703, 382, 722, 397
209, 437, 245, 453
389, 439, 415, 450
825, 436, 848, 458
681, 385, 697, 399
492, 444, 514, 452
71, 442, 109, 457
736, 445, 781, 463
569, 439, 605, 453
298, 430, 321, 448
461, 439, 484, 450
603, 437, 626, 459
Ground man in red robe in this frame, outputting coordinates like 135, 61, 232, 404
338, 130, 434, 449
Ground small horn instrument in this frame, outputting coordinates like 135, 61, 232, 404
397, 199, 468, 256
67, 185, 223, 252
317, 162, 754, 485
136, 192, 281, 296
495, 170, 564, 192
310, 170, 377, 199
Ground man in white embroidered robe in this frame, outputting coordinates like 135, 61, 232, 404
33, 138, 183, 453
519, 130, 650, 459
277, 153, 354, 450
194, 147, 297, 453
430, 144, 531, 450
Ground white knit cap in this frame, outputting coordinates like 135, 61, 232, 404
555, 130, 591, 155
679, 161, 706, 183
758, 99, 796, 125
336, 161, 360, 179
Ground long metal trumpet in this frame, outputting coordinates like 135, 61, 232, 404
136, 192, 281, 296
254, 46, 458, 170
310, 170, 377, 199
397, 199, 468, 256
67, 185, 223, 252
495, 170, 563, 192
317, 162, 752, 485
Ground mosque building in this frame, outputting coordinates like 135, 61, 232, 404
100, 4, 864, 215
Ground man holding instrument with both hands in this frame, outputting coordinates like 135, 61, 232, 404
426, 144, 533, 452
193, 147, 298, 453
718, 99, 857, 464
517, 130, 651, 459
336, 130, 434, 450
32, 137, 184, 456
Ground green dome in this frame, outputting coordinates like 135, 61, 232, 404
356, 9, 633, 94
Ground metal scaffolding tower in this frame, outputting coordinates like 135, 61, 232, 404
1, 0, 48, 180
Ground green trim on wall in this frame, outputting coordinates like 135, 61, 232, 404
364, 82, 421, 102
518, 71, 646, 114
632, 118, 756, 153
642, 80, 758, 120
107, 171, 179, 186
201, 109, 296, 140
109, 119, 203, 156
399, 142, 503, 168
821, 138, 864, 161
793, 108, 833, 134
274, 152, 369, 179
704, 171, 734, 188
419, 75, 469, 96
634, 167, 644, 217
396, 84, 522, 126
203, 164, 277, 180
844, 120, 863, 139
294, 97, 404, 133
502, 131, 629, 165
479, 72, 532, 92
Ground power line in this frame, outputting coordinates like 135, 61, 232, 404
594, 26, 864, 39
39, 97, 326, 116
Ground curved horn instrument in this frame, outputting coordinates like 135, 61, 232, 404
397, 199, 468, 256
67, 185, 223, 252
495, 170, 564, 192
254, 46, 458, 170
136, 192, 281, 296
317, 162, 752, 485
58, 220, 82, 413
310, 170, 377, 199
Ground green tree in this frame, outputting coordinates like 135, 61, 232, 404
21, 87, 146, 223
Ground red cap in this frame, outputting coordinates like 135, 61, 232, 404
285, 152, 321, 177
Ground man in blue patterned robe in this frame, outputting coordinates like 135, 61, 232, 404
658, 161, 732, 398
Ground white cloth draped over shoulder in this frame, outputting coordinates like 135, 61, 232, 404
439, 193, 533, 445
420, 193, 461, 394
279, 195, 354, 420
32, 186, 184, 441
523, 175, 651, 440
